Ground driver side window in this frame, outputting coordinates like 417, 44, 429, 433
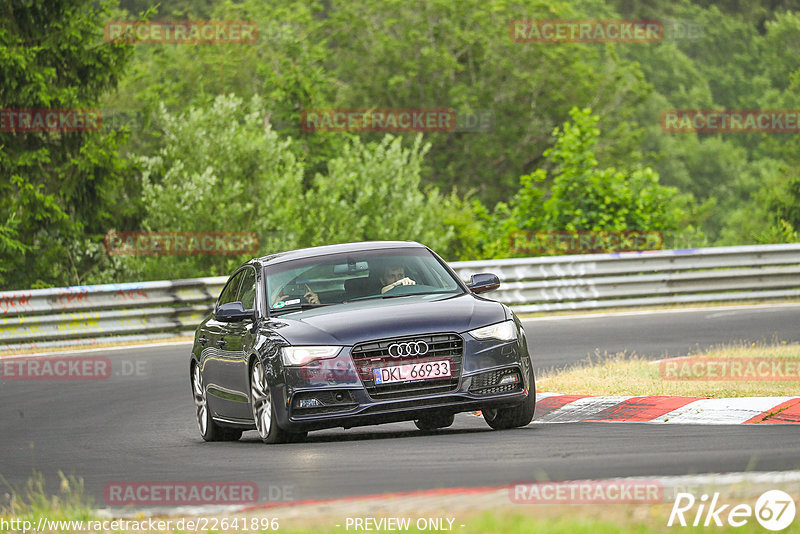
217, 271, 244, 308
237, 268, 257, 311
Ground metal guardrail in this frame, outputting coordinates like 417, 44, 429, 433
449, 243, 800, 313
1, 244, 799, 351
0, 278, 225, 351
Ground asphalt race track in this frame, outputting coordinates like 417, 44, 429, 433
1, 304, 799, 505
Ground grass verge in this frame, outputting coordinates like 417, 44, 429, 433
538, 342, 800, 397
3, 474, 800, 533
277, 508, 800, 533
3, 498, 800, 533
0, 472, 96, 526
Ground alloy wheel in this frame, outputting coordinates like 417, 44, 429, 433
251, 360, 272, 439
192, 364, 208, 436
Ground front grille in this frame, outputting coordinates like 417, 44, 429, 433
469, 367, 523, 396
351, 333, 463, 400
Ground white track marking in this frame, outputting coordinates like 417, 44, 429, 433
535, 395, 633, 423
650, 397, 800, 424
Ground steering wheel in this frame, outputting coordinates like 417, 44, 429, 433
384, 283, 434, 295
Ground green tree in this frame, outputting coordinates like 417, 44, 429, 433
608, 0, 800, 244
0, 0, 136, 289
487, 108, 688, 257
322, 0, 651, 205
104, 0, 653, 207
302, 134, 461, 256
103, 0, 345, 185
115, 96, 475, 280
755, 168, 800, 244
112, 94, 306, 281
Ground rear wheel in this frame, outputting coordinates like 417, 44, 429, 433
192, 363, 242, 442
250, 359, 305, 444
414, 413, 455, 431
483, 364, 536, 430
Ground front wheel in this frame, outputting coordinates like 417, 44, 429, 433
483, 365, 536, 430
192, 363, 242, 442
250, 359, 304, 444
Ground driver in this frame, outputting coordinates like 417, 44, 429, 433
380, 264, 416, 294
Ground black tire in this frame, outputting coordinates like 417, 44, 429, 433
250, 359, 303, 444
192, 363, 242, 442
483, 364, 536, 430
414, 413, 455, 431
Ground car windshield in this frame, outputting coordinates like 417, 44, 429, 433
265, 248, 463, 312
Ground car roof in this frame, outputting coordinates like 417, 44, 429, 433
253, 241, 428, 266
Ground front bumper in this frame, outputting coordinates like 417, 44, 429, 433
275, 334, 532, 432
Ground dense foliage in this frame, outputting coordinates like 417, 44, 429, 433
2, 0, 799, 288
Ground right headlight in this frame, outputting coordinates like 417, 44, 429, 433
468, 320, 518, 341
281, 346, 342, 366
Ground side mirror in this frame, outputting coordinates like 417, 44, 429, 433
215, 301, 251, 322
467, 273, 501, 294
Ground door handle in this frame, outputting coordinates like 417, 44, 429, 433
198, 336, 208, 345
216, 339, 227, 348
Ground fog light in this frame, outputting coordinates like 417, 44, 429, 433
499, 373, 520, 385
296, 397, 324, 409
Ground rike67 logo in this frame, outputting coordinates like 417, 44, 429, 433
668, 490, 796, 531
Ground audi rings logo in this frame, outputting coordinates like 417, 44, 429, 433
388, 341, 429, 358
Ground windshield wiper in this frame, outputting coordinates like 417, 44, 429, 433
270, 302, 330, 315
344, 291, 452, 303
349, 294, 410, 302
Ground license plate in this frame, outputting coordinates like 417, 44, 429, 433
373, 360, 451, 385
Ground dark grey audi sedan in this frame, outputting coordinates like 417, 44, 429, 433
190, 241, 535, 444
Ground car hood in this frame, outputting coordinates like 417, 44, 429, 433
265, 293, 507, 346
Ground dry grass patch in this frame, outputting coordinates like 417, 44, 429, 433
539, 342, 800, 397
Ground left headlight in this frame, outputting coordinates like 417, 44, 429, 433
281, 346, 342, 366
468, 320, 518, 341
